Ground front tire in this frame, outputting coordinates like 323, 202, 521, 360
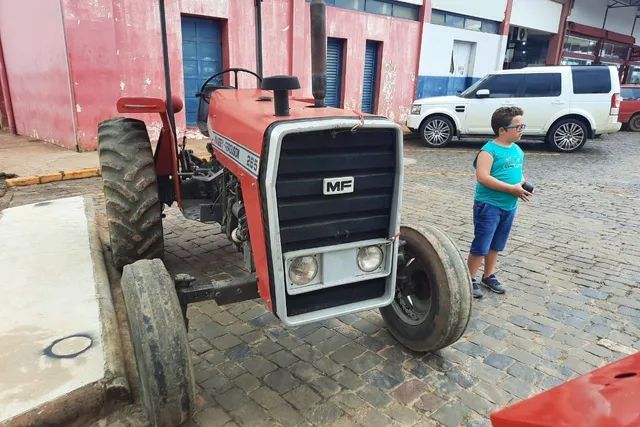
380, 225, 472, 352
628, 114, 640, 132
98, 118, 164, 270
121, 259, 195, 427
419, 116, 454, 148
546, 118, 588, 152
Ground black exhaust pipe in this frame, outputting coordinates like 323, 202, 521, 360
310, 0, 327, 107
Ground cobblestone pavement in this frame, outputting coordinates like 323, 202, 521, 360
3, 132, 640, 426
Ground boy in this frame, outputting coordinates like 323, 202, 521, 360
468, 107, 531, 299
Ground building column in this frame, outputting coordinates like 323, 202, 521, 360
0, 35, 16, 134
412, 0, 430, 98
290, 0, 306, 97
500, 0, 514, 36
546, 0, 572, 65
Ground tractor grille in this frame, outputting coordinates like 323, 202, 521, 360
275, 128, 397, 253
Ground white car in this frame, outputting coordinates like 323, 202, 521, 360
407, 65, 622, 152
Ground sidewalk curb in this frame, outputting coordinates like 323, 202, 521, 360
5, 168, 101, 187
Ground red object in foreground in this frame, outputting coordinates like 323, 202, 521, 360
491, 352, 640, 427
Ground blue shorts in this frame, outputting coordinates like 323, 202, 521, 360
470, 201, 516, 256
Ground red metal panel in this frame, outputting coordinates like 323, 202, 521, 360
0, 0, 76, 149
568, 22, 607, 39
491, 353, 640, 427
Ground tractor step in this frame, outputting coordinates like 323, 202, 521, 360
181, 198, 222, 223
176, 272, 259, 307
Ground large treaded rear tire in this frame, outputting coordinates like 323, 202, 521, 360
98, 118, 164, 270
121, 259, 195, 427
380, 224, 472, 352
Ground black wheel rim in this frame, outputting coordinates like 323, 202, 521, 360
391, 244, 434, 325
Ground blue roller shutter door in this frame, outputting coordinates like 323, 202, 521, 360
181, 16, 222, 126
361, 41, 379, 114
326, 38, 344, 108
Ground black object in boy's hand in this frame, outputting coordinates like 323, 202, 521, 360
522, 181, 534, 193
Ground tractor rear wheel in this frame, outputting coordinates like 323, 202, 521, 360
98, 118, 164, 270
380, 224, 472, 352
121, 259, 195, 427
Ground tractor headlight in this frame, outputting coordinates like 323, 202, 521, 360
357, 245, 384, 272
288, 256, 318, 286
410, 104, 422, 115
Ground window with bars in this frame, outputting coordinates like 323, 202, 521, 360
430, 9, 500, 34
305, 0, 420, 21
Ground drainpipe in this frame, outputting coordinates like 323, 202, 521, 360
0, 35, 16, 134
158, 0, 176, 137
255, 0, 264, 78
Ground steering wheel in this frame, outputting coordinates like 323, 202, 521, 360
196, 68, 262, 103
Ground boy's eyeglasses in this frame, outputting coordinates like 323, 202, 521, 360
503, 124, 526, 131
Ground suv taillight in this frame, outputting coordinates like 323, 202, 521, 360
610, 93, 621, 115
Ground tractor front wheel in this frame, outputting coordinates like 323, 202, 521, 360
121, 259, 195, 427
380, 224, 472, 352
98, 118, 164, 270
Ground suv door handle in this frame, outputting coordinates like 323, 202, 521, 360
551, 100, 566, 105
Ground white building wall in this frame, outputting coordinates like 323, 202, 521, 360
511, 0, 562, 33
419, 24, 505, 77
569, 0, 639, 35
416, 23, 506, 98
431, 0, 507, 22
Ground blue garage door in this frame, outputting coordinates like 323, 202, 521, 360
181, 16, 222, 126
326, 38, 344, 108
361, 41, 379, 114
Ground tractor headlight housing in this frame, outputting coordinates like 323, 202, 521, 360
357, 245, 384, 272
288, 255, 319, 286
410, 104, 422, 115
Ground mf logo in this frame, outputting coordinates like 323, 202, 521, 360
323, 176, 354, 195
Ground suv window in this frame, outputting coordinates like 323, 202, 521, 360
622, 87, 640, 99
572, 67, 611, 94
522, 73, 561, 97
475, 74, 523, 98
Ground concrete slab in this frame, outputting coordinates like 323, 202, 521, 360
0, 196, 128, 425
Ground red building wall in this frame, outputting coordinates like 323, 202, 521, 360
0, 0, 77, 149
1, 0, 422, 150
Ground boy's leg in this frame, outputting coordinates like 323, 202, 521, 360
481, 208, 516, 294
469, 202, 501, 298
467, 254, 484, 279
483, 250, 499, 277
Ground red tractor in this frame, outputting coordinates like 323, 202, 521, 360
97, 1, 472, 425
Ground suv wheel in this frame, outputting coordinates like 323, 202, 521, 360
420, 116, 454, 148
547, 118, 588, 152
629, 114, 640, 132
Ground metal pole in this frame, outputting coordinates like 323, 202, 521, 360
602, 5, 609, 29
255, 0, 264, 78
159, 0, 177, 137
310, 0, 327, 107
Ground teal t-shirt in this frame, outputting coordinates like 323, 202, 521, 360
473, 140, 524, 211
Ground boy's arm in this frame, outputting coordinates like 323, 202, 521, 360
476, 151, 531, 200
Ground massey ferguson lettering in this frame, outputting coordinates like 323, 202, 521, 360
323, 177, 354, 195
211, 132, 260, 177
